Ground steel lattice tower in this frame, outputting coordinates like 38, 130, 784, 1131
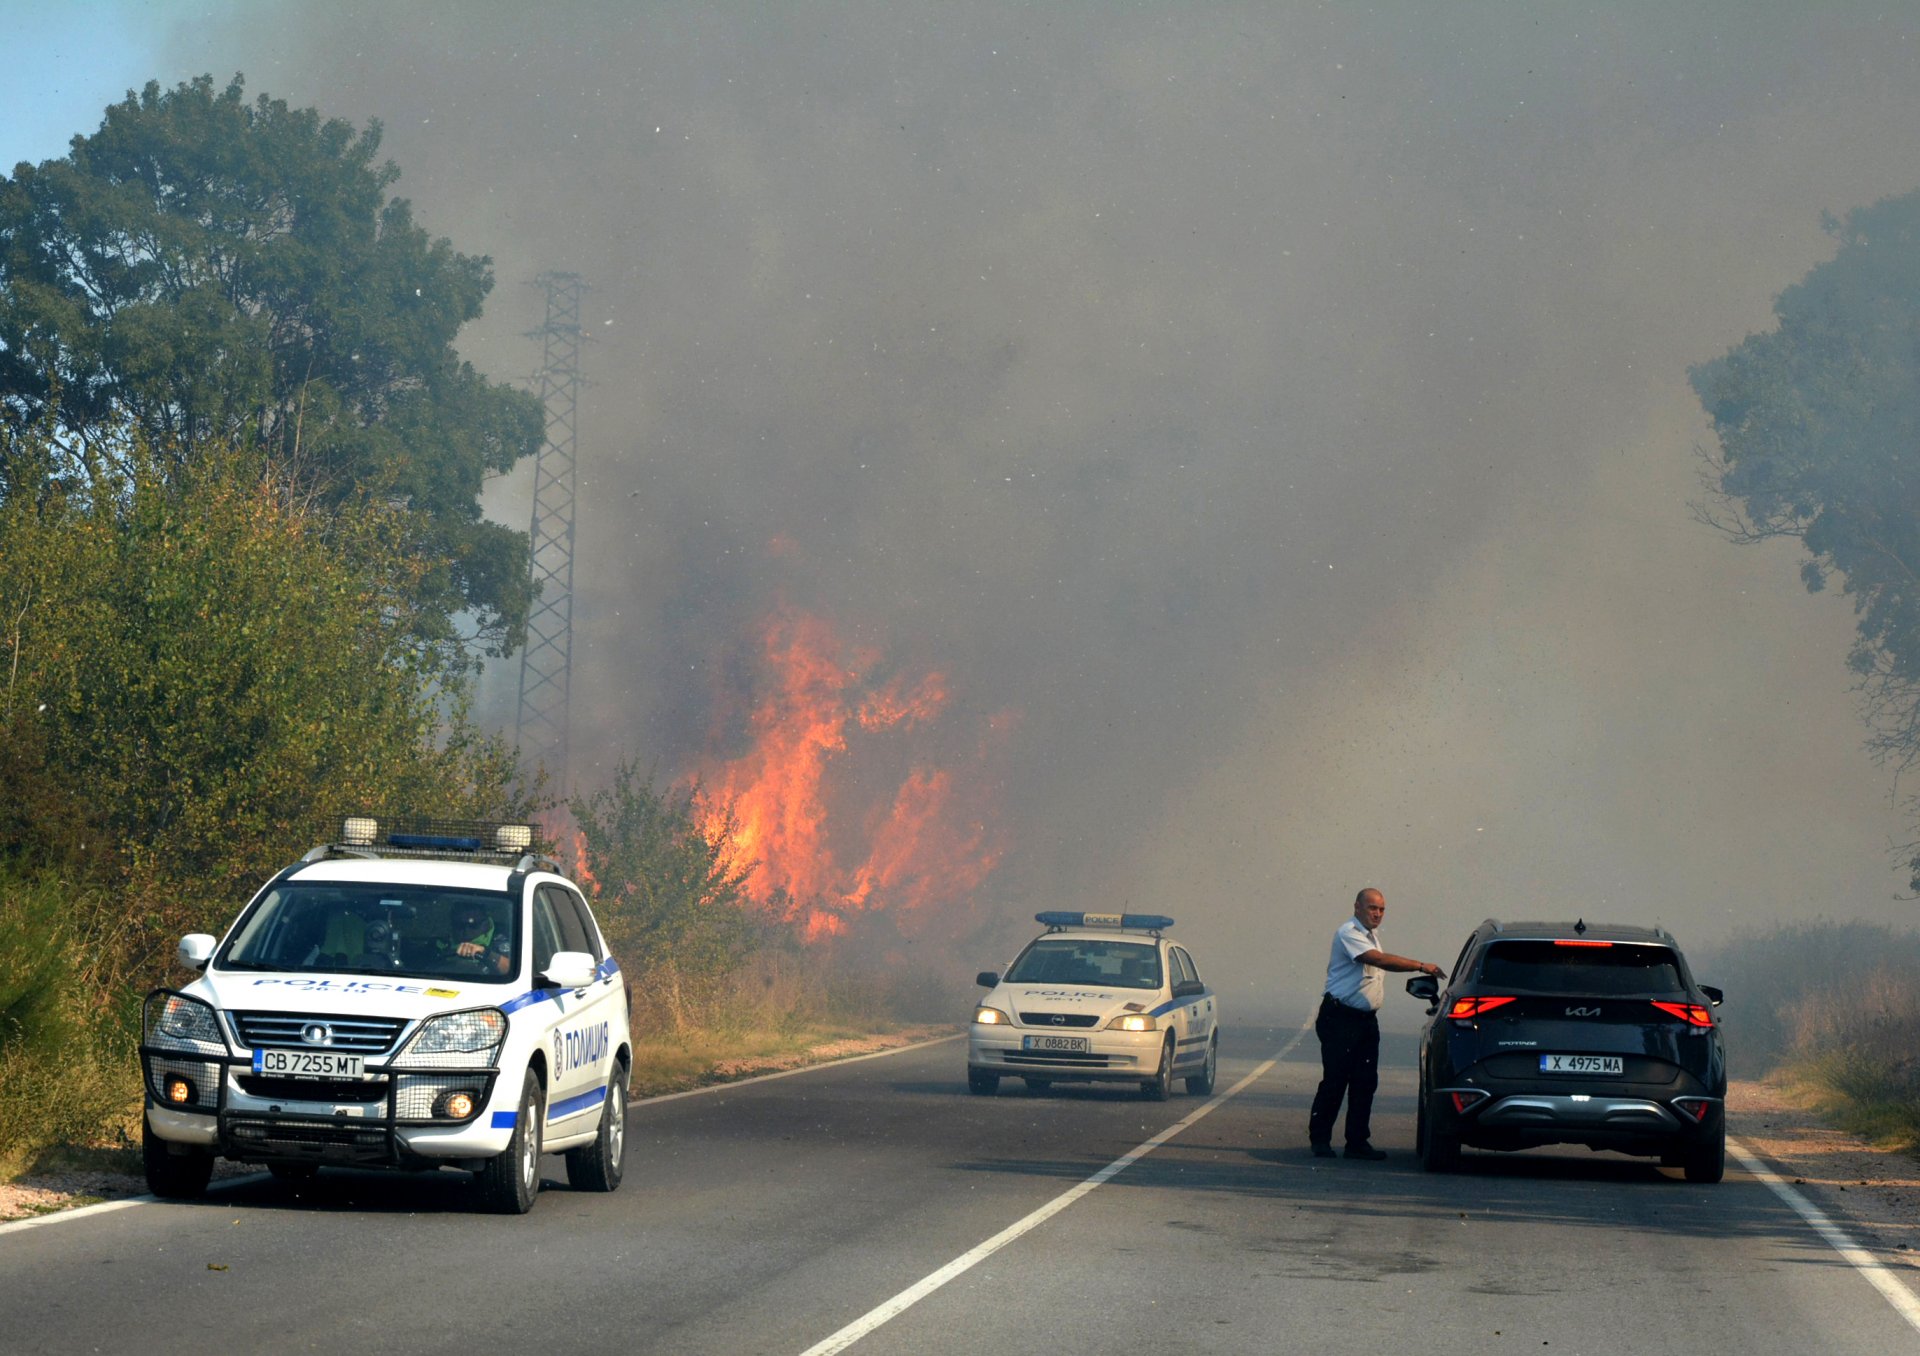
515, 272, 586, 785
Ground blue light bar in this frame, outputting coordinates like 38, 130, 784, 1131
388, 833, 485, 852
1034, 911, 1176, 931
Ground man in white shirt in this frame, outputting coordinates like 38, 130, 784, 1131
1308, 887, 1444, 1160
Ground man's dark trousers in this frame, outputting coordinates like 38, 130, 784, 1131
1308, 994, 1380, 1148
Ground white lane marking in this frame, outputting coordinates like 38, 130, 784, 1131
2, 1035, 963, 1236
0, 1172, 267, 1238
1727, 1138, 1920, 1334
797, 1023, 1312, 1356
634, 1032, 964, 1107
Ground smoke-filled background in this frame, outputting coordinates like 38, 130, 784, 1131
31, 1, 1920, 1014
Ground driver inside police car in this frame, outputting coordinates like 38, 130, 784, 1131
438, 903, 507, 974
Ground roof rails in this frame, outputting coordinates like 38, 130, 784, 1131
302, 814, 562, 872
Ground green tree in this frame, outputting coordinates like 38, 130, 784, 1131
0, 74, 544, 665
0, 423, 528, 960
572, 764, 762, 990
1691, 189, 1920, 884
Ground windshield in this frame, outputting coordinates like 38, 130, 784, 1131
215, 882, 520, 985
1476, 940, 1686, 997
1005, 938, 1162, 990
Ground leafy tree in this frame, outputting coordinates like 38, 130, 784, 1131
0, 74, 545, 665
571, 763, 763, 991
1691, 189, 1920, 884
0, 422, 529, 958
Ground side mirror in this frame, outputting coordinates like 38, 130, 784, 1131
541, 951, 597, 990
1699, 985, 1724, 1007
975, 971, 1000, 988
178, 934, 216, 971
1405, 974, 1438, 1013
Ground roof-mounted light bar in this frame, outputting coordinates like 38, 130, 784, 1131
1034, 911, 1176, 932
318, 814, 551, 864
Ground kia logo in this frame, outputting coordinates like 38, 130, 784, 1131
301, 1023, 333, 1046
1566, 1006, 1600, 1018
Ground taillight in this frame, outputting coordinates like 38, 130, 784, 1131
1650, 1001, 1713, 1027
1449, 1089, 1488, 1114
1446, 996, 1517, 1018
1672, 1097, 1714, 1123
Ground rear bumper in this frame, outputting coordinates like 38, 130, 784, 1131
1433, 1085, 1722, 1155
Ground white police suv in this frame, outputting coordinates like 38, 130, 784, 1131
141, 816, 632, 1214
968, 912, 1219, 1099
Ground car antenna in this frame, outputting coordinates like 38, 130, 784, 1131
1574, 918, 1586, 934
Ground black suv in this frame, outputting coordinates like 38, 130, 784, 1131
1406, 919, 1726, 1182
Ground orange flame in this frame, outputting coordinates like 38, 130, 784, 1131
690, 605, 1003, 940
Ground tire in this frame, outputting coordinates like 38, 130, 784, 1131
142, 1116, 213, 1200
1417, 1098, 1460, 1173
1142, 1035, 1175, 1101
1023, 1078, 1052, 1094
1185, 1034, 1218, 1096
566, 1062, 628, 1193
1682, 1125, 1725, 1184
967, 1068, 1000, 1096
474, 1069, 544, 1214
267, 1162, 319, 1184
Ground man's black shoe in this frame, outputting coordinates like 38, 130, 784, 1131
1343, 1144, 1388, 1161
1310, 1142, 1336, 1158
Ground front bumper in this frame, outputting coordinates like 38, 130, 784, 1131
968, 1026, 1164, 1082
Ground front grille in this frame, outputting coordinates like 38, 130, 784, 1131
225, 1118, 393, 1164
1002, 1050, 1119, 1067
236, 1075, 388, 1103
1017, 1012, 1100, 1028
229, 1011, 408, 1055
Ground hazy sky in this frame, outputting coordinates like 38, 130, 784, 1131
10, 2, 1920, 1012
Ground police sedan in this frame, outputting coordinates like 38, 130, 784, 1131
967, 912, 1219, 1099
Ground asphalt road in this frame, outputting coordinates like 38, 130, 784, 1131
3, 1021, 1916, 1355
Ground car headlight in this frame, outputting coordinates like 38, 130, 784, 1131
392, 1008, 509, 1068
144, 992, 228, 1054
1106, 1013, 1158, 1032
972, 1006, 1009, 1025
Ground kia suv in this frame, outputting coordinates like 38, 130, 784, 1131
1406, 919, 1726, 1182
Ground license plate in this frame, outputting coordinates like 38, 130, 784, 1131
1539, 1054, 1623, 1075
253, 1048, 367, 1079
1021, 1034, 1090, 1054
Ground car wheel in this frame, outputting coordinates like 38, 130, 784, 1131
1417, 1097, 1460, 1173
1682, 1124, 1725, 1184
142, 1116, 213, 1200
967, 1068, 1000, 1096
1185, 1033, 1218, 1096
1023, 1078, 1052, 1094
566, 1061, 628, 1193
267, 1162, 319, 1184
474, 1069, 544, 1214
1142, 1035, 1175, 1101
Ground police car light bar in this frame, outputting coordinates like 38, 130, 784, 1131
1034, 911, 1176, 932
326, 815, 548, 862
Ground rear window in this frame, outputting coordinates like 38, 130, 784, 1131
1475, 940, 1685, 997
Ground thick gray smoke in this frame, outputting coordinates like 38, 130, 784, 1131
158, 2, 1920, 1013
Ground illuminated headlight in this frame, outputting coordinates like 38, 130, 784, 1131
972, 1006, 1008, 1025
494, 823, 534, 852
145, 993, 226, 1054
393, 1009, 508, 1068
1106, 1013, 1158, 1032
166, 1076, 195, 1104
342, 815, 379, 846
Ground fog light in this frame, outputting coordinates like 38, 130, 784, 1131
494, 824, 533, 853
436, 1090, 478, 1120
341, 816, 379, 846
166, 1077, 194, 1105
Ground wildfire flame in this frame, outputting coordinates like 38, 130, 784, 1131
690, 605, 1005, 941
